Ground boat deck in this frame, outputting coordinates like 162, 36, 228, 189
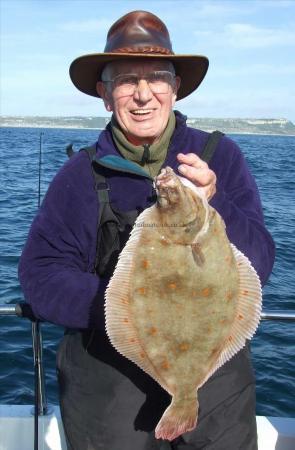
0, 405, 294, 450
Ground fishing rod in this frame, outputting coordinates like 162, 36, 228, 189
31, 131, 48, 450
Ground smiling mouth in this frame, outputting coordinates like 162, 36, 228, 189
131, 109, 154, 116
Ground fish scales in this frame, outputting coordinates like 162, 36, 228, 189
105, 166, 262, 442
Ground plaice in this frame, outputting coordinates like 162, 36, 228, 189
105, 166, 262, 441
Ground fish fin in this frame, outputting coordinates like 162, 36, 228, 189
155, 394, 198, 441
105, 207, 171, 393
200, 244, 262, 387
191, 243, 205, 266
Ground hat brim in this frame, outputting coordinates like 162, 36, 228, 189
69, 53, 209, 101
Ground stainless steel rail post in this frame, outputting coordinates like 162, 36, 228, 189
0, 304, 49, 416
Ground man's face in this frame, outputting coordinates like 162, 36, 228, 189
96, 59, 180, 145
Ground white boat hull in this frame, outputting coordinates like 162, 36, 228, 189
0, 405, 66, 450
0, 405, 294, 450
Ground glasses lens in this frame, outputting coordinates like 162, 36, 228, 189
147, 71, 174, 94
107, 71, 175, 95
111, 74, 138, 95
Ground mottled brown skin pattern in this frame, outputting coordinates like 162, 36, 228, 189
128, 171, 239, 406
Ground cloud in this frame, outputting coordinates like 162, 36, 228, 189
59, 18, 112, 33
225, 23, 295, 48
193, 22, 295, 49
213, 63, 295, 78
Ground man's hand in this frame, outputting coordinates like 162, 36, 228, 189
177, 153, 217, 200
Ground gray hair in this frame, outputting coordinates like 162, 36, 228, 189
101, 60, 176, 82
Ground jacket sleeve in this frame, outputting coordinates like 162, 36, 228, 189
18, 151, 107, 329
209, 136, 275, 286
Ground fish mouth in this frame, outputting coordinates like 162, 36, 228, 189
155, 167, 181, 207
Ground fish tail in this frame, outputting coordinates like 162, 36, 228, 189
155, 394, 198, 441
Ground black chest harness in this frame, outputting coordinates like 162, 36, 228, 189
76, 130, 223, 278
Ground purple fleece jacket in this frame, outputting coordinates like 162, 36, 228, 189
18, 112, 275, 329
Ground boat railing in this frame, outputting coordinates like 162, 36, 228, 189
2, 303, 295, 320
0, 302, 295, 418
0, 303, 48, 417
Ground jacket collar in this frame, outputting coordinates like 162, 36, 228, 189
93, 111, 187, 179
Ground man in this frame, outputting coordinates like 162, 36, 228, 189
19, 10, 275, 450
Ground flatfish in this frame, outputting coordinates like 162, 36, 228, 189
105, 166, 262, 441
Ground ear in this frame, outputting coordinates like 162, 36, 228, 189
175, 76, 181, 93
96, 81, 113, 112
172, 76, 181, 103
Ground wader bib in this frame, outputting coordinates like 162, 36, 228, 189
57, 132, 257, 450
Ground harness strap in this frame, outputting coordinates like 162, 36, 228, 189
79, 145, 116, 273
201, 130, 224, 163
79, 145, 110, 204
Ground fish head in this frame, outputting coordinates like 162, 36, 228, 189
154, 167, 209, 244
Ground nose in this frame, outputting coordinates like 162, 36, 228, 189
133, 79, 153, 103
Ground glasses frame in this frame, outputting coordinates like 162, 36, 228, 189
102, 70, 176, 96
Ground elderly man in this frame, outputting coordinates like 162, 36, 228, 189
19, 10, 274, 450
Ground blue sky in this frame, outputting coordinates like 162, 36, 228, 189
1, 0, 295, 120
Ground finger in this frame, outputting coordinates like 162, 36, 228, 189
178, 163, 215, 185
177, 153, 205, 167
177, 153, 207, 168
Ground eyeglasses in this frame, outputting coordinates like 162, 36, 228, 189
102, 70, 176, 96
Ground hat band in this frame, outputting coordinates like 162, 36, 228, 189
110, 46, 174, 55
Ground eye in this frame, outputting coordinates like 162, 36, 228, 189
115, 74, 138, 87
148, 71, 173, 84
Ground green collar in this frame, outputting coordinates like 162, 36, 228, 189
111, 112, 176, 178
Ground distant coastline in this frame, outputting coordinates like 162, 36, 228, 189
1, 116, 295, 136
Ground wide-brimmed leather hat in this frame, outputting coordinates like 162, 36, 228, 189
69, 10, 209, 101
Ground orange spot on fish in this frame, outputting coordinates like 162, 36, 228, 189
211, 347, 220, 355
238, 314, 244, 320
161, 360, 170, 370
168, 282, 177, 290
201, 287, 211, 297
123, 318, 129, 323
160, 236, 169, 246
228, 336, 233, 342
242, 290, 249, 296
226, 292, 234, 301
225, 255, 232, 265
129, 338, 136, 343
149, 327, 158, 336
137, 287, 147, 295
140, 352, 145, 359
142, 259, 149, 269
179, 342, 189, 352
220, 319, 227, 324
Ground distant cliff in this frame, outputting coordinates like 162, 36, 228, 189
0, 116, 109, 130
186, 118, 295, 135
1, 116, 295, 135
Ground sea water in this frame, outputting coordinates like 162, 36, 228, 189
0, 126, 294, 416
